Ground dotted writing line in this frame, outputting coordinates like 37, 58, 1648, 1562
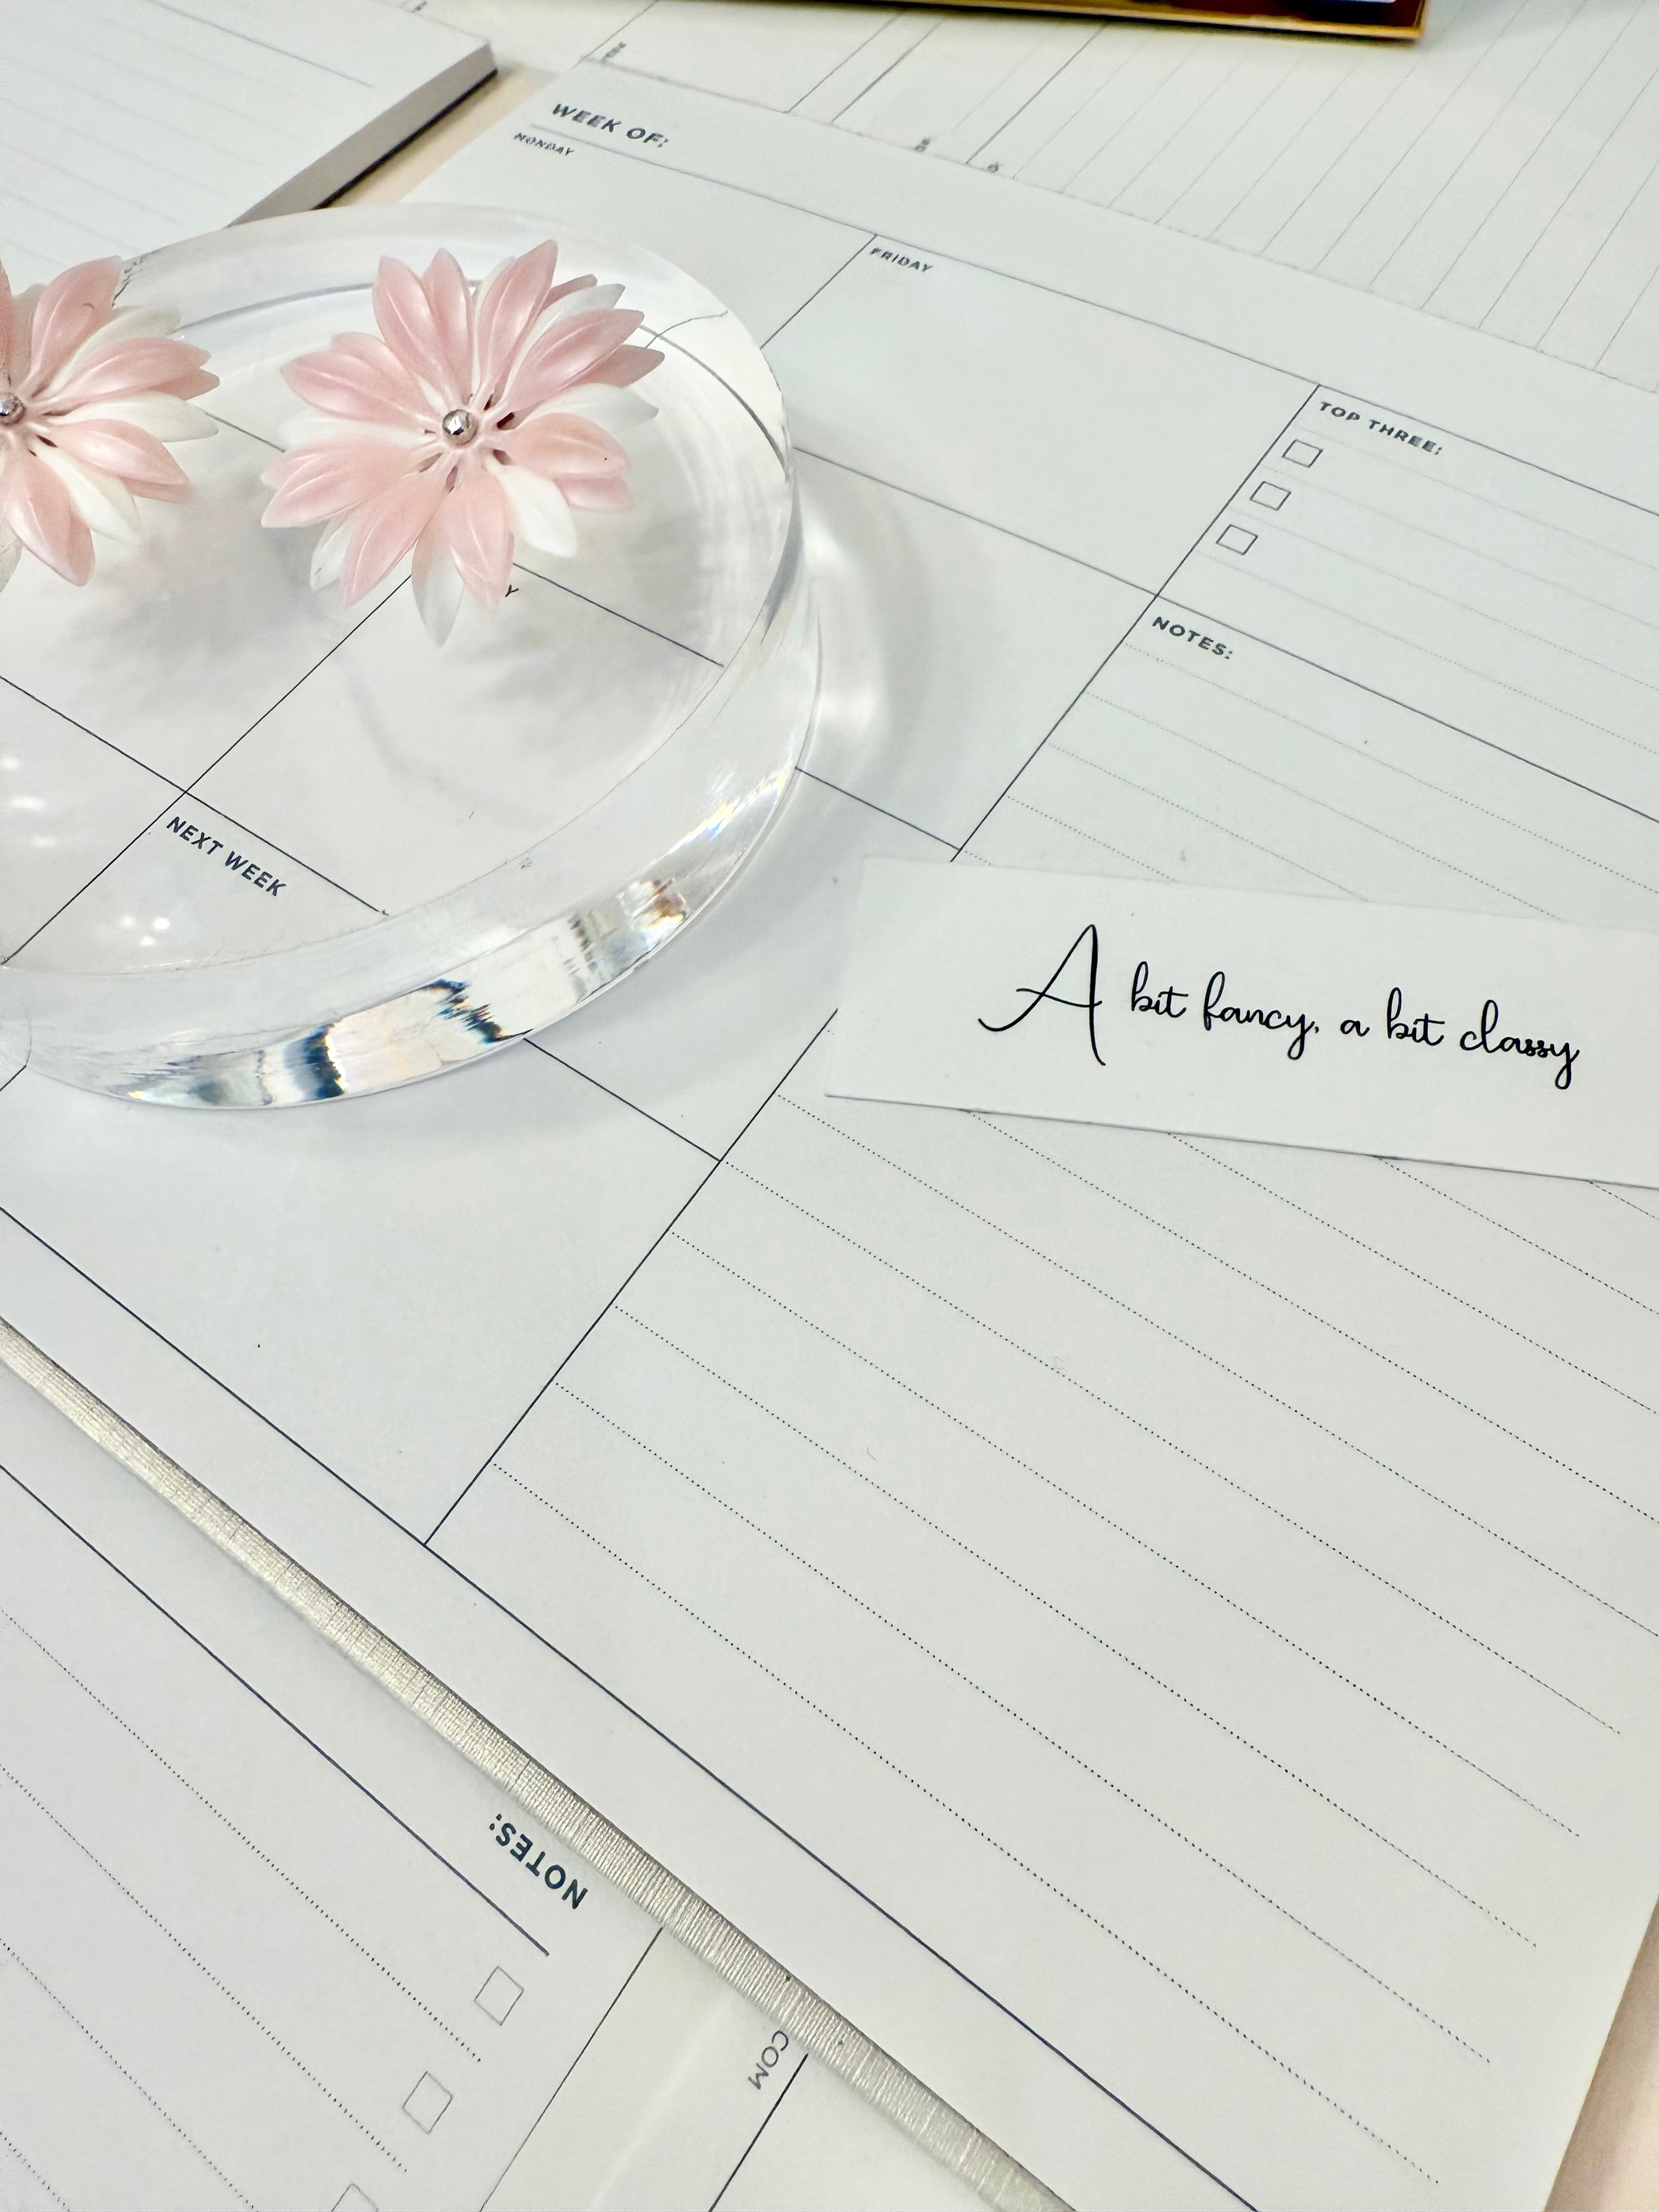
0, 1612, 480, 2060
495, 1477, 1439, 2188
672, 1232, 1534, 1942
727, 1155, 1650, 1646
1382, 1163, 1659, 1318
0, 1937, 259, 2211
569, 1351, 1488, 2063
0, 1766, 404, 2169
1155, 1134, 1654, 1417
0, 2125, 72, 2210
672, 1229, 1599, 1735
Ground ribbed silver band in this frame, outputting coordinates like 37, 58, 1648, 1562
0, 1312, 1066, 2211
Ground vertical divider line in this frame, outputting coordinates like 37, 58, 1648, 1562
952, 384, 1321, 858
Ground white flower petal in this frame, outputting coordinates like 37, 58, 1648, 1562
277, 411, 422, 452
413, 537, 465, 646
309, 515, 352, 590
8, 285, 41, 386
493, 461, 576, 559
554, 382, 656, 431
37, 448, 142, 542
57, 303, 182, 381
59, 394, 216, 443
540, 281, 624, 331
0, 522, 20, 594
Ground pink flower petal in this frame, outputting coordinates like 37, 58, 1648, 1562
582, 343, 663, 390
148, 362, 219, 401
501, 412, 626, 478
46, 416, 191, 499
562, 475, 633, 512
473, 241, 562, 404
0, 448, 94, 583
262, 439, 422, 528
339, 465, 452, 603
46, 336, 213, 410
499, 308, 645, 419
0, 261, 12, 381
283, 343, 428, 428
310, 336, 426, 415
422, 251, 475, 397
439, 469, 514, 604
20, 256, 121, 395
326, 331, 396, 371
371, 256, 454, 402
51, 305, 190, 392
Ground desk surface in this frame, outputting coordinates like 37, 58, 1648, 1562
331, 26, 1659, 2211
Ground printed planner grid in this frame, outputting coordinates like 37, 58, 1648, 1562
0, 1363, 966, 2212
0, 1382, 656, 2212
588, 0, 1659, 390
0, 72, 1655, 2212
431, 352, 1659, 2210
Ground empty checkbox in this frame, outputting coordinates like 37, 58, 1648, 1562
333, 2191, 377, 2212
403, 2075, 452, 2133
476, 1968, 522, 2023
1283, 439, 1322, 466
1218, 526, 1257, 554
1251, 482, 1290, 510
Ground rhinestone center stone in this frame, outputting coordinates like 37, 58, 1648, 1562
439, 407, 477, 446
0, 393, 25, 426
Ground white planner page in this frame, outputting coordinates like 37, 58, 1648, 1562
0, 0, 491, 286
575, 0, 1659, 390
0, 1359, 984, 2212
0, 68, 1655, 2211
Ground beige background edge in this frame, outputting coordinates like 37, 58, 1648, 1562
333, 32, 1659, 2210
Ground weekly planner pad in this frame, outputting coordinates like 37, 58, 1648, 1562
2, 64, 1656, 2212
0, 1356, 981, 2211
566, 0, 1659, 393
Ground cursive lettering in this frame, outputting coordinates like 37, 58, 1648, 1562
1130, 960, 1187, 1019
980, 926, 1106, 1065
1202, 970, 1317, 1062
1459, 998, 1578, 1091
1386, 986, 1443, 1046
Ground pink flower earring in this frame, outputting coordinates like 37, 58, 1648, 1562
261, 242, 663, 646
0, 255, 218, 594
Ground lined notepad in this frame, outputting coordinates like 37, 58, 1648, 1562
0, 1359, 989, 2212
0, 0, 491, 285
590, 0, 1659, 390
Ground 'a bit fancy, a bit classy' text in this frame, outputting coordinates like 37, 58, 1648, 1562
979, 924, 1579, 1089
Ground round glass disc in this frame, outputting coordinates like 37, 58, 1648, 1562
0, 205, 816, 1105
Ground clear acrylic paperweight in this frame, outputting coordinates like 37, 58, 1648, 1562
0, 207, 815, 1105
